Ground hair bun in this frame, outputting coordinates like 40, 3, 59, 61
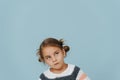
63, 46, 70, 52
59, 39, 64, 45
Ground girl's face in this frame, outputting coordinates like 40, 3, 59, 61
42, 46, 66, 70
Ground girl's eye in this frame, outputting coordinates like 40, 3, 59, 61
55, 52, 59, 55
45, 56, 51, 60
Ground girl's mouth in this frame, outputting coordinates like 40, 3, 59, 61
54, 63, 59, 65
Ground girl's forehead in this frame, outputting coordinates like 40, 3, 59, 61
42, 46, 61, 54
43, 46, 61, 50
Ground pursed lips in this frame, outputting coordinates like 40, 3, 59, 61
54, 63, 59, 65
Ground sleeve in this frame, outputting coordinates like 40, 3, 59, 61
76, 70, 90, 80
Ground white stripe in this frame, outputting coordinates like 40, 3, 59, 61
76, 70, 90, 80
43, 64, 75, 79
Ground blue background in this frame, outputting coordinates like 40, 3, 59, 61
0, 0, 120, 80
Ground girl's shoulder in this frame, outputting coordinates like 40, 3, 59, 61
69, 64, 80, 70
70, 64, 90, 80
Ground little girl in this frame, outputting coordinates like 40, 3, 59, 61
37, 37, 90, 80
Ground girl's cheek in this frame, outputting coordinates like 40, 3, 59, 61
44, 60, 48, 64
45, 60, 52, 65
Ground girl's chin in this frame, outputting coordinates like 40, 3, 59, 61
51, 66, 62, 70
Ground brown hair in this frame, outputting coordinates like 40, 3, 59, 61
37, 38, 70, 62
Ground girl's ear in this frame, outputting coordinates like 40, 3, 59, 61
62, 49, 66, 57
39, 57, 45, 62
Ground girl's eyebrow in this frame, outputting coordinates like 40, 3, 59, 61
54, 50, 58, 53
44, 55, 51, 58
53, 51, 60, 55
54, 49, 60, 53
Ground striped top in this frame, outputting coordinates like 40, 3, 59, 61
39, 64, 90, 80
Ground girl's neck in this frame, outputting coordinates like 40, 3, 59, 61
50, 63, 68, 74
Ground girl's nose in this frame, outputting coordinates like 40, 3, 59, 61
52, 56, 57, 62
